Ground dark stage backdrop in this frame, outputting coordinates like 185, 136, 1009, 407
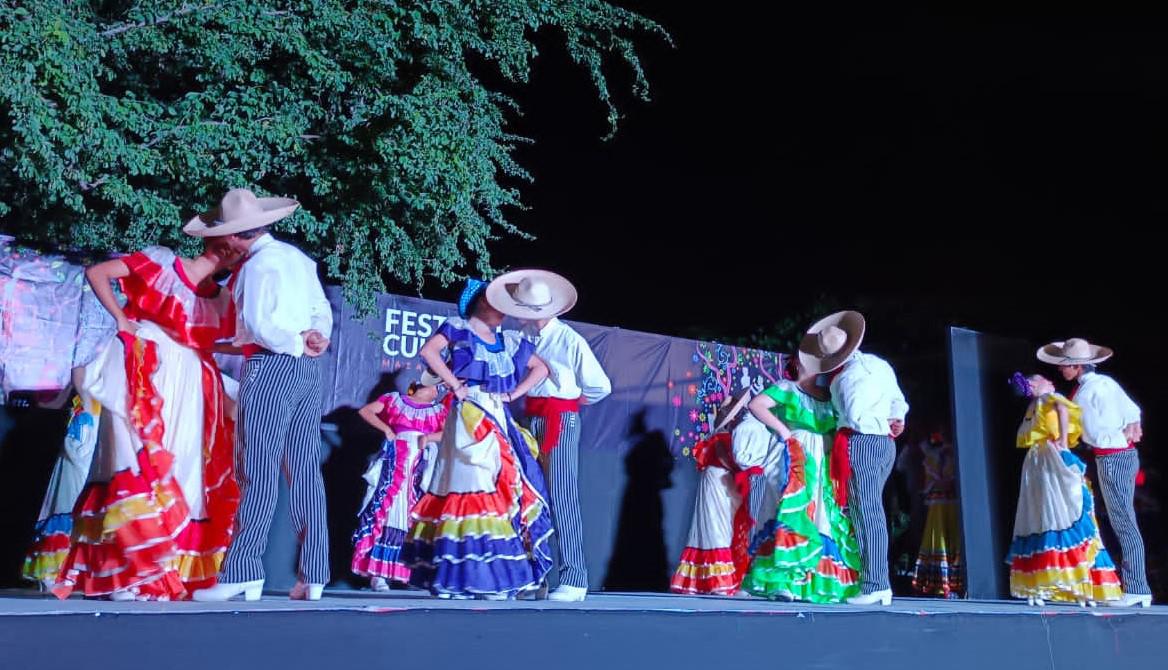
948, 327, 1033, 599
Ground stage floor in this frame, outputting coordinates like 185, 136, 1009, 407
1, 587, 1164, 617
2, 589, 1162, 669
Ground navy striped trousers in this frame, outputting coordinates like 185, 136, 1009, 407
847, 433, 895, 593
1096, 449, 1150, 595
530, 413, 588, 588
220, 353, 329, 585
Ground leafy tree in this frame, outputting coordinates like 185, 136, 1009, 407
0, 0, 667, 310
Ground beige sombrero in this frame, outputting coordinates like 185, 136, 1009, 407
1037, 338, 1113, 366
797, 310, 866, 375
419, 368, 444, 387
184, 188, 299, 238
485, 269, 578, 320
712, 388, 753, 433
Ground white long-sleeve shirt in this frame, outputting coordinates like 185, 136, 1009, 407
523, 318, 611, 404
1075, 371, 1141, 449
830, 351, 909, 435
232, 234, 332, 357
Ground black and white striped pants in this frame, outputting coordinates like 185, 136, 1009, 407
1095, 449, 1150, 595
747, 436, 787, 531
220, 353, 329, 585
847, 433, 895, 593
531, 413, 588, 589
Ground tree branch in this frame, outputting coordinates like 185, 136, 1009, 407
99, 6, 291, 37
100, 4, 220, 38
756, 353, 780, 386
696, 346, 730, 396
79, 176, 109, 192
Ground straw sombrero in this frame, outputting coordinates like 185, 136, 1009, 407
1037, 338, 1113, 366
712, 388, 753, 433
184, 188, 299, 238
485, 269, 578, 320
797, 311, 866, 375
419, 368, 444, 387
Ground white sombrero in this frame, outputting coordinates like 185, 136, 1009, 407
712, 388, 753, 433
1037, 338, 1113, 366
184, 188, 299, 238
797, 310, 866, 375
485, 269, 578, 320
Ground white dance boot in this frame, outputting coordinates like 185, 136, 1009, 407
1106, 593, 1152, 608
290, 581, 325, 601
370, 577, 390, 593
192, 580, 264, 602
548, 585, 588, 602
846, 589, 892, 606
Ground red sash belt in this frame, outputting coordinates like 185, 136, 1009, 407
1094, 443, 1135, 457
831, 427, 855, 509
525, 396, 582, 454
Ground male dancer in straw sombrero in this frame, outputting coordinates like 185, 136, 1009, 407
487, 269, 611, 602
1039, 338, 1151, 608
798, 311, 908, 606
189, 188, 334, 602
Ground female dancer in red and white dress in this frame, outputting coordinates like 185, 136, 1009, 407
53, 243, 241, 601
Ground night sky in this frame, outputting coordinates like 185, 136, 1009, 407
421, 6, 1165, 433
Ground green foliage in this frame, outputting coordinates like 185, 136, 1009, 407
0, 0, 667, 311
